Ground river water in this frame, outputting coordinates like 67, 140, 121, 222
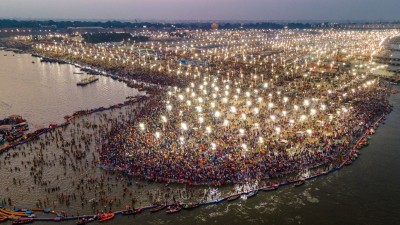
0, 50, 399, 225
0, 50, 138, 130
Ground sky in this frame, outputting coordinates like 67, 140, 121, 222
0, 0, 399, 22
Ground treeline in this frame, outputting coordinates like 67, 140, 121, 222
82, 33, 149, 43
0, 19, 316, 30
82, 33, 131, 43
221, 22, 313, 29
0, 19, 172, 29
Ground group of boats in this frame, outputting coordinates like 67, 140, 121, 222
77, 76, 99, 86
0, 115, 29, 144
226, 185, 279, 202
39, 56, 68, 64
148, 202, 200, 215
73, 181, 309, 224
223, 180, 306, 201
11, 218, 34, 225
0, 208, 36, 224
74, 203, 198, 224
82, 201, 200, 224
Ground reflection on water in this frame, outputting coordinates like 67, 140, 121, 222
0, 50, 138, 129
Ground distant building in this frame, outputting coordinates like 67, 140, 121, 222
66, 26, 105, 34
0, 28, 32, 33
211, 23, 219, 30
388, 39, 400, 72
40, 25, 57, 31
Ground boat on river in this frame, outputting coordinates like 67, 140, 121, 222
294, 179, 306, 187
150, 205, 167, 213
77, 218, 88, 225
0, 208, 29, 217
166, 205, 181, 214
121, 210, 132, 215
43, 209, 50, 213
12, 218, 34, 225
245, 190, 258, 198
98, 213, 114, 222
181, 202, 199, 209
77, 76, 99, 86
227, 194, 241, 201
261, 184, 279, 191
122, 207, 143, 215
132, 207, 143, 214
76, 216, 96, 225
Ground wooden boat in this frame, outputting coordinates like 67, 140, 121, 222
0, 217, 8, 222
77, 76, 99, 86
77, 218, 88, 225
294, 179, 305, 187
166, 206, 181, 214
227, 194, 240, 201
181, 202, 199, 209
133, 207, 143, 214
43, 209, 50, 213
150, 205, 167, 213
53, 217, 62, 222
87, 216, 97, 222
122, 207, 143, 215
246, 190, 258, 198
99, 213, 114, 222
12, 218, 34, 225
121, 209, 134, 215
261, 184, 279, 191
77, 215, 96, 224
0, 208, 29, 217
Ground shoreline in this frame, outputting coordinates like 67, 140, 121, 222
0, 47, 158, 154
0, 47, 164, 95
0, 95, 150, 154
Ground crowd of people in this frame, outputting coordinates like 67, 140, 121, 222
99, 70, 393, 185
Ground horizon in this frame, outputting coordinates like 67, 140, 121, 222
1, 18, 400, 24
1, 0, 399, 22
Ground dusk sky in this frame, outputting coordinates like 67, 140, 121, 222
1, 0, 399, 21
